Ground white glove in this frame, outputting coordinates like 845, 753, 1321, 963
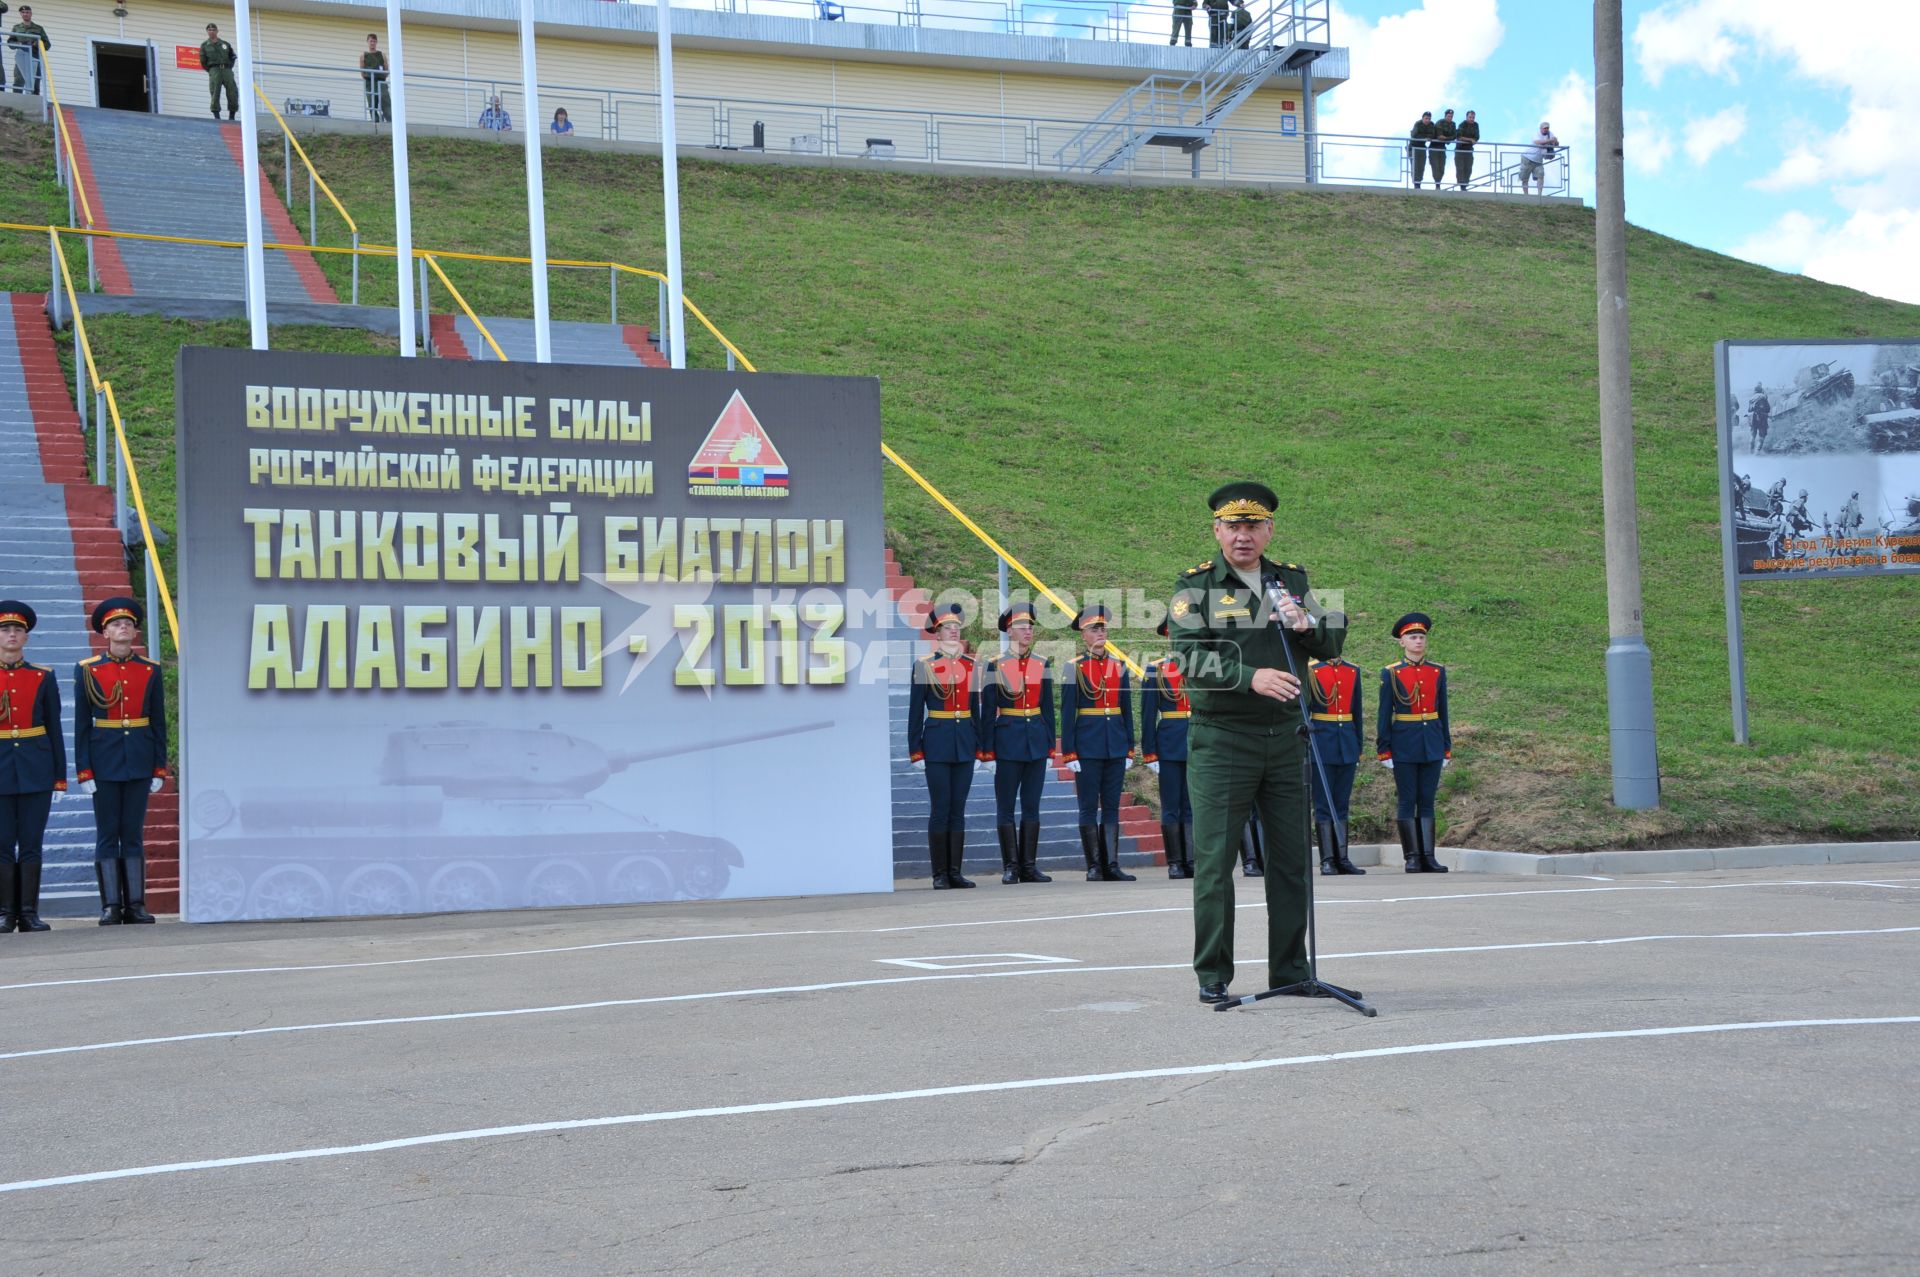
912, 759, 925, 772
982, 760, 995, 775
1381, 759, 1394, 770
1148, 761, 1160, 775
80, 779, 98, 795
1442, 759, 1451, 770
1066, 760, 1081, 774
1124, 756, 1136, 770
150, 776, 166, 793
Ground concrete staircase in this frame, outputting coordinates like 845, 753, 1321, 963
0, 293, 179, 917
59, 106, 336, 305
881, 549, 1163, 882
432, 314, 670, 366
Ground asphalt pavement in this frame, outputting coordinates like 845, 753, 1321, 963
3, 864, 1916, 1274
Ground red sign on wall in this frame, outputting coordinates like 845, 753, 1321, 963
176, 45, 203, 70
1281, 100, 1295, 111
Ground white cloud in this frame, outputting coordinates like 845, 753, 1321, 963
1315, 0, 1505, 138
1730, 206, 1920, 305
1680, 103, 1745, 165
1626, 108, 1675, 175
1541, 69, 1594, 199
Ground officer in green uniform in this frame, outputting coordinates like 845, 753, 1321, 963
1171, 483, 1345, 1005
9, 6, 51, 95
201, 24, 239, 121
1434, 109, 1458, 188
1454, 109, 1480, 188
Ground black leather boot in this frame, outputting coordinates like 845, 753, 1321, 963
1181, 821, 1196, 879
1334, 819, 1365, 875
17, 861, 50, 931
1, 862, 18, 932
1398, 819, 1422, 872
930, 830, 951, 889
1240, 819, 1264, 877
1100, 823, 1135, 882
996, 825, 1019, 884
1418, 816, 1448, 873
1017, 821, 1050, 882
122, 859, 157, 923
947, 830, 975, 888
97, 859, 124, 925
1080, 825, 1101, 881
1315, 820, 1339, 875
1161, 823, 1188, 878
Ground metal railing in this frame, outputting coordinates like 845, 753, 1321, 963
1314, 131, 1573, 196
45, 226, 182, 656
607, 0, 1301, 46
1053, 0, 1329, 173
255, 86, 364, 305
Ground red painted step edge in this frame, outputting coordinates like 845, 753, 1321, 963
619, 324, 672, 369
218, 125, 340, 305
55, 111, 133, 296
430, 312, 472, 361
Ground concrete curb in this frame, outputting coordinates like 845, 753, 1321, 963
1339, 840, 1920, 876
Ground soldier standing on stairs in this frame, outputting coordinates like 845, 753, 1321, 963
1306, 655, 1365, 875
0, 601, 67, 934
76, 597, 168, 926
201, 24, 240, 122
979, 605, 1053, 885
907, 602, 980, 890
1140, 619, 1193, 880
1060, 604, 1136, 882
1377, 612, 1451, 873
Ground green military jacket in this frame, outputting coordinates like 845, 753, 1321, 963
1456, 120, 1480, 150
201, 37, 235, 70
10, 21, 51, 51
1169, 554, 1345, 735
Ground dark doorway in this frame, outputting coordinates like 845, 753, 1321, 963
93, 42, 154, 113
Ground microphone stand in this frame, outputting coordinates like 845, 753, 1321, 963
1214, 578, 1377, 1017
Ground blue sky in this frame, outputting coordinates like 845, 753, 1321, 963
1312, 0, 1920, 304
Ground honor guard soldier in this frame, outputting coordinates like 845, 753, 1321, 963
1377, 612, 1451, 873
76, 597, 169, 925
1140, 619, 1194, 879
1060, 604, 1136, 882
1, 601, 67, 933
907, 603, 980, 889
980, 606, 1054, 884
1306, 656, 1366, 875
1171, 483, 1346, 1005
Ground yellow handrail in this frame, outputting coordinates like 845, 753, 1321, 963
0, 221, 749, 363
421, 254, 507, 361
49, 228, 182, 652
37, 42, 95, 228
253, 86, 359, 235
881, 442, 1142, 678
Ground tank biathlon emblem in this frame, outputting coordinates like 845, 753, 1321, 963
688, 389, 790, 498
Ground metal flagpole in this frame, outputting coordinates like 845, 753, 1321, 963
232, 0, 269, 349
657, 0, 686, 369
519, 0, 551, 362
387, 0, 417, 357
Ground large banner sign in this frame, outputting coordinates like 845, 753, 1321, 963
1715, 338, 1920, 578
176, 349, 891, 922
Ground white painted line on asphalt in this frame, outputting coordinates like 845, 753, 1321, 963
5, 1015, 1916, 1196
876, 954, 1077, 970
6, 876, 1915, 996
1574, 875, 1615, 882
4, 926, 1914, 1065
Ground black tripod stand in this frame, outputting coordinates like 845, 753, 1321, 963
1214, 580, 1376, 1017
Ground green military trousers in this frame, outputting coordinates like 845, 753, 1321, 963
208, 67, 239, 116
1189, 721, 1311, 990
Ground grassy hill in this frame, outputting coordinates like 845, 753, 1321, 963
5, 115, 1916, 850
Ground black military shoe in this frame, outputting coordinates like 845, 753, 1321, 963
1198, 983, 1230, 1005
